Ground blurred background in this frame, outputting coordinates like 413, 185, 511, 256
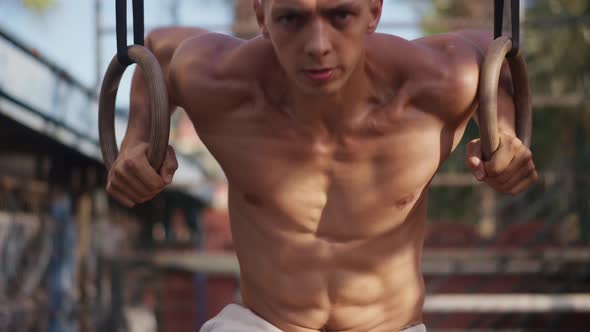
0, 0, 588, 331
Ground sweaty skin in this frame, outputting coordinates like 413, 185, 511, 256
107, 1, 538, 331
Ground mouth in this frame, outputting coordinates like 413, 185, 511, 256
303, 68, 336, 82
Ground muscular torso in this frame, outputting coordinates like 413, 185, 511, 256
171, 32, 479, 332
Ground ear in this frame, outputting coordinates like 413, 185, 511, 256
253, 0, 270, 38
367, 0, 383, 33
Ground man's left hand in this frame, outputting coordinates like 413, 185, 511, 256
466, 132, 539, 196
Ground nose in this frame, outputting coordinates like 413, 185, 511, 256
304, 20, 332, 59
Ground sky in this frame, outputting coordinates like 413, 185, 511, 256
0, 0, 423, 98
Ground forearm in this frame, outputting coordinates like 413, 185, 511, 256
120, 68, 151, 151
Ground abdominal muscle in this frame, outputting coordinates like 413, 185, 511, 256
228, 187, 429, 332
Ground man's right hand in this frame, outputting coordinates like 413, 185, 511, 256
106, 143, 178, 208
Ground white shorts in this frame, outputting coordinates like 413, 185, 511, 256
200, 304, 427, 332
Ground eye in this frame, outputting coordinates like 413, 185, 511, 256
331, 10, 352, 22
278, 13, 303, 25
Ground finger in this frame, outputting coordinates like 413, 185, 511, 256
492, 146, 532, 185
508, 171, 539, 196
125, 153, 166, 192
465, 140, 486, 181
159, 146, 179, 184
106, 183, 135, 208
109, 161, 155, 203
108, 175, 144, 204
119, 160, 158, 197
497, 159, 536, 192
484, 136, 518, 177
465, 139, 482, 158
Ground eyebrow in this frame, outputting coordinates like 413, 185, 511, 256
320, 1, 361, 12
271, 6, 307, 16
271, 0, 361, 15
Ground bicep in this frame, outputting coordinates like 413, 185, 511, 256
420, 31, 517, 124
451, 31, 517, 131
410, 33, 482, 125
451, 30, 515, 94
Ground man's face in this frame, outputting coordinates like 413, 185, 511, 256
255, 0, 382, 96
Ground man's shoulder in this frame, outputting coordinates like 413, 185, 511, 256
169, 33, 273, 86
365, 33, 460, 101
404, 31, 488, 122
168, 34, 269, 116
367, 31, 482, 82
365, 34, 424, 77
147, 26, 209, 58
412, 30, 490, 68
170, 33, 243, 73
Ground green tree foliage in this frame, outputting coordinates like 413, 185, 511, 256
423, 1, 589, 239
523, 1, 589, 179
425, 0, 490, 32
526, 1, 589, 97
21, 0, 56, 13
423, 0, 589, 168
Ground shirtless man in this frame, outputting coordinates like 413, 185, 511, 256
106, 1, 538, 331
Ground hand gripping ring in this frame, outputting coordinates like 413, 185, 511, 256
98, 45, 170, 171
478, 36, 532, 161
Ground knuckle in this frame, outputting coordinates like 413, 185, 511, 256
145, 184, 157, 194
499, 185, 511, 194
523, 149, 533, 161
117, 195, 131, 207
499, 182, 511, 192
527, 162, 536, 172
123, 158, 137, 171
489, 180, 500, 190
112, 167, 124, 179
465, 158, 471, 168
508, 186, 520, 196
106, 182, 114, 193
149, 186, 161, 196
510, 136, 521, 148
154, 178, 165, 189
149, 181, 164, 193
497, 175, 510, 185
488, 164, 502, 176
131, 195, 141, 204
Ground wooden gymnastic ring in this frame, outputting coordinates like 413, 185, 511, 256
99, 45, 170, 171
478, 36, 532, 161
